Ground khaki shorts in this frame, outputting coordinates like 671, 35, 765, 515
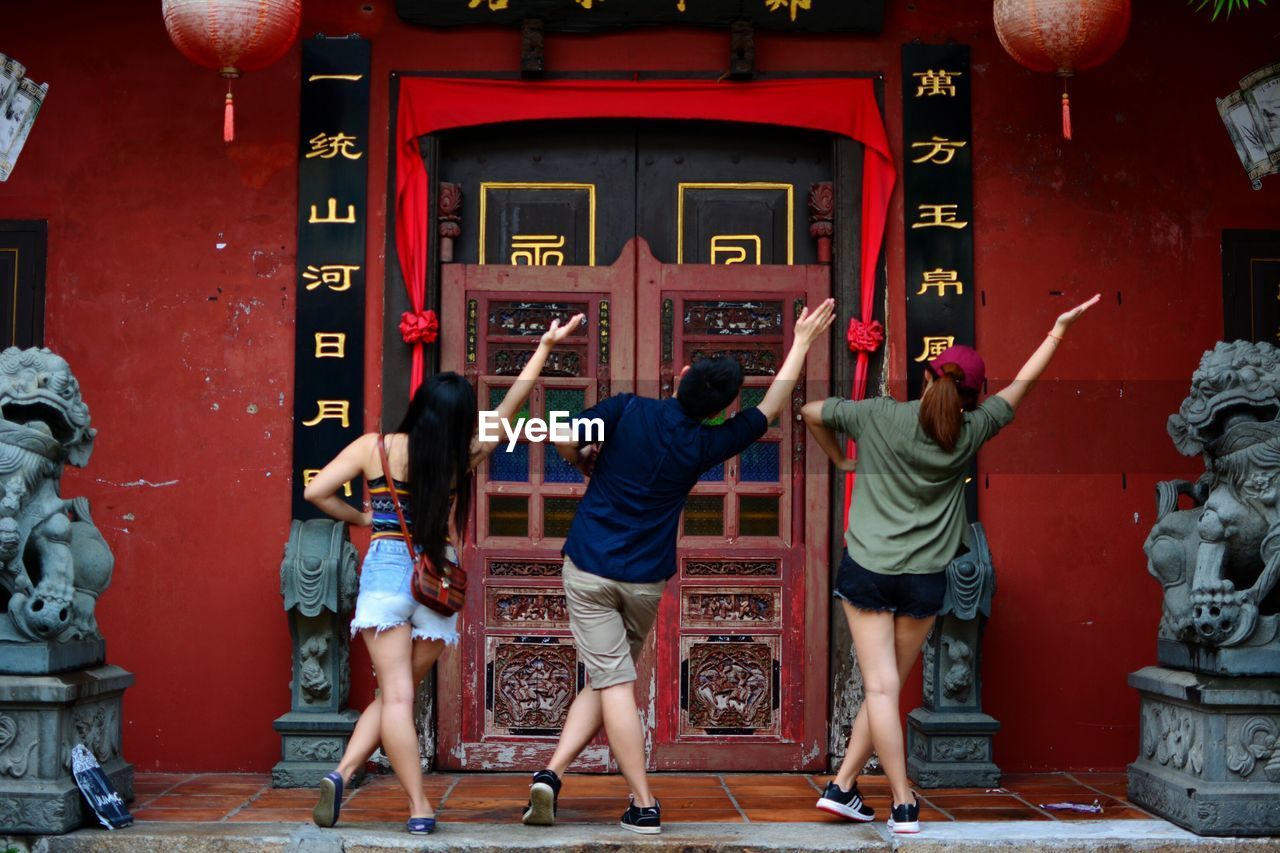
562, 556, 666, 689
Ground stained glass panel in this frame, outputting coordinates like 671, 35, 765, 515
544, 497, 579, 538
739, 495, 779, 537
684, 495, 724, 537
545, 387, 586, 419
741, 442, 780, 482
738, 386, 778, 426
488, 387, 530, 421
489, 442, 530, 482
489, 496, 529, 538
544, 444, 584, 484
699, 462, 724, 482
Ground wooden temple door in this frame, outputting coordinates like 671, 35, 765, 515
435, 122, 832, 771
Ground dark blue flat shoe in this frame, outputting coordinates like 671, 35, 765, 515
313, 772, 344, 828
407, 815, 437, 835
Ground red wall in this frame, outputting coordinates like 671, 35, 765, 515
2, 0, 1276, 772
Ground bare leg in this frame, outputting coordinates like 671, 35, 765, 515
599, 682, 653, 807
546, 685, 603, 777
834, 611, 936, 791
846, 604, 913, 806
335, 639, 445, 784
362, 626, 434, 818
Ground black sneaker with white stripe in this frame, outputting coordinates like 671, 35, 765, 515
815, 780, 875, 821
888, 795, 921, 834
620, 796, 661, 834
521, 768, 561, 826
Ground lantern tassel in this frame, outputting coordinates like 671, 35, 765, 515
224, 87, 235, 144
1061, 80, 1072, 141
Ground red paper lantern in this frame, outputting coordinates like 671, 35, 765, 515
161, 0, 302, 142
993, 0, 1130, 140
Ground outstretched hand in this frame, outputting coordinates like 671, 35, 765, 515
541, 313, 586, 347
794, 298, 837, 346
1054, 294, 1101, 332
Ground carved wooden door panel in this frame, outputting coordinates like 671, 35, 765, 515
636, 240, 830, 771
438, 244, 636, 770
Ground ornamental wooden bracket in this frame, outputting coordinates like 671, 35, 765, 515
808, 181, 834, 264
438, 182, 462, 263
729, 20, 755, 80
521, 18, 545, 78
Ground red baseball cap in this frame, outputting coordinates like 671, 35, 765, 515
927, 344, 985, 394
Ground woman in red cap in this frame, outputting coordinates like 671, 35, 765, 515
801, 295, 1099, 834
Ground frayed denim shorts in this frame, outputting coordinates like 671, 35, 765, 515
350, 538, 459, 644
834, 551, 946, 619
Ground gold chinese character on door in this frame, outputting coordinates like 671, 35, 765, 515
510, 235, 566, 266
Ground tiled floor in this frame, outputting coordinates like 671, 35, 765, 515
130, 771, 1150, 825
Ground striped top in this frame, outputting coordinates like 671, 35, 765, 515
368, 475, 459, 546
369, 475, 413, 541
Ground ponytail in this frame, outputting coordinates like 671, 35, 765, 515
920, 362, 967, 452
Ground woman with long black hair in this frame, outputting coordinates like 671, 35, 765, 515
303, 313, 583, 835
803, 295, 1099, 835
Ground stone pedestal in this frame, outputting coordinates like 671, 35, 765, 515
0, 634, 104, 676
272, 708, 362, 788
907, 614, 1002, 788
1157, 637, 1279, 678
271, 519, 362, 788
907, 523, 1001, 789
1128, 666, 1280, 837
908, 705, 1001, 789
0, 665, 134, 834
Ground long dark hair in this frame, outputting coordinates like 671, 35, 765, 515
394, 371, 476, 565
919, 362, 978, 452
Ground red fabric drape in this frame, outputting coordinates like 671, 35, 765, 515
394, 77, 895, 517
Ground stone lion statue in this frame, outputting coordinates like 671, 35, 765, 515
1145, 341, 1280, 658
0, 347, 112, 644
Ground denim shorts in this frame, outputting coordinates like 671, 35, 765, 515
834, 552, 946, 619
350, 538, 460, 644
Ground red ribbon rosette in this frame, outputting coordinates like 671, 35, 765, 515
846, 317, 884, 353
399, 309, 439, 345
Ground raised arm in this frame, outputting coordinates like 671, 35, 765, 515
304, 433, 375, 527
473, 313, 585, 467
995, 294, 1100, 411
756, 299, 836, 424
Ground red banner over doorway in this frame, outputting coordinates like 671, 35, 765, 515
393, 76, 896, 511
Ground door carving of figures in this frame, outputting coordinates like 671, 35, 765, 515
437, 122, 835, 771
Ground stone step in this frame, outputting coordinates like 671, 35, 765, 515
11, 819, 1279, 853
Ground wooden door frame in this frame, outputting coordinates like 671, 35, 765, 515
1223, 228, 1280, 342
0, 220, 46, 349
381, 73, 887, 768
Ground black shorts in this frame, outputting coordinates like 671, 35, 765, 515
834, 552, 946, 619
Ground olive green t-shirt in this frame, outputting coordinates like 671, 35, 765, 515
822, 395, 1015, 575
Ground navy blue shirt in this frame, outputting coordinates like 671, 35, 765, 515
563, 394, 769, 583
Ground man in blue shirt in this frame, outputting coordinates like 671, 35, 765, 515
522, 298, 834, 835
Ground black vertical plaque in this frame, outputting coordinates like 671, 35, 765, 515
902, 43, 974, 399
902, 43, 976, 515
292, 37, 371, 519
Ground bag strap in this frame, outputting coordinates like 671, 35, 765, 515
375, 434, 417, 550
